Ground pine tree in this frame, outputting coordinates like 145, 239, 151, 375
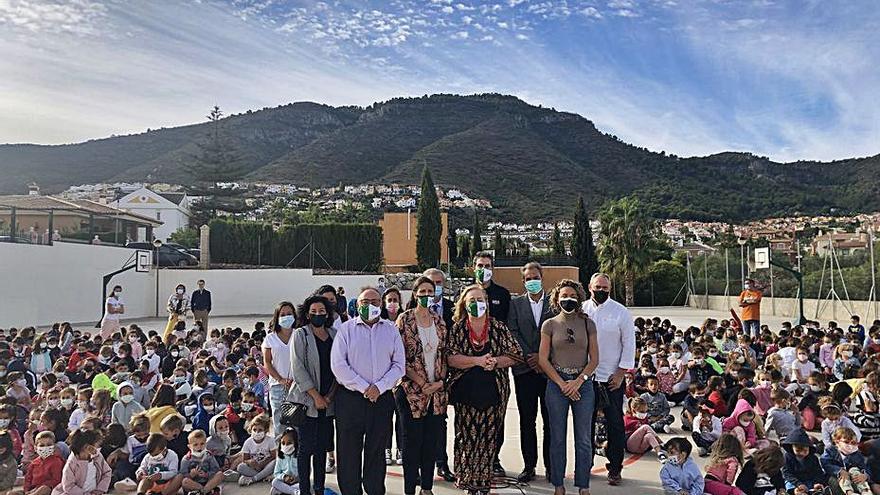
471, 209, 483, 256
571, 195, 599, 287
552, 222, 566, 256
416, 165, 441, 268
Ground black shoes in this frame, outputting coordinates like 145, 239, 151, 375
517, 468, 536, 483
436, 464, 456, 482
492, 463, 506, 478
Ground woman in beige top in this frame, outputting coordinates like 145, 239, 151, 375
538, 279, 599, 495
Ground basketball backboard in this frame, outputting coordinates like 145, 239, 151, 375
754, 247, 770, 269
136, 250, 152, 272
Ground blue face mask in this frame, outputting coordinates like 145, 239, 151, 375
278, 315, 295, 329
434, 285, 443, 298
524, 279, 543, 295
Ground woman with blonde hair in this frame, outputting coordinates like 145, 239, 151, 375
447, 284, 522, 495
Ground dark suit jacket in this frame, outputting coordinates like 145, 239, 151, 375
507, 293, 555, 376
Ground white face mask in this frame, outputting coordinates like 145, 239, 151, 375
361, 303, 382, 322
191, 449, 206, 459
251, 431, 266, 441
0, 419, 8, 429
671, 352, 681, 360
36, 446, 55, 459
120, 394, 134, 404
810, 385, 823, 392
146, 349, 155, 357
739, 419, 752, 427
61, 398, 74, 408
204, 405, 215, 413
150, 450, 166, 462
48, 399, 60, 408
177, 289, 185, 295
659, 366, 670, 374
241, 402, 254, 412
386, 302, 400, 314
281, 444, 296, 455
760, 380, 771, 387
635, 412, 647, 419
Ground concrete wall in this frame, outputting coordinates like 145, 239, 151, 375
688, 294, 880, 324
0, 242, 382, 328
490, 266, 581, 296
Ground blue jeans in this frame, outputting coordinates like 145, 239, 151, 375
545, 372, 595, 488
744, 319, 761, 338
269, 383, 288, 436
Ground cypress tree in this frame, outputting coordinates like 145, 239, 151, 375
471, 209, 483, 255
459, 235, 471, 265
447, 231, 458, 267
571, 195, 599, 286
416, 165, 441, 268
552, 222, 566, 256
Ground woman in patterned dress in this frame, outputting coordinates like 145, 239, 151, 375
447, 284, 522, 495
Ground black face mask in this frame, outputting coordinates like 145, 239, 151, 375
559, 299, 579, 314
592, 290, 610, 304
310, 314, 328, 328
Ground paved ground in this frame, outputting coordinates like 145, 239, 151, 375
110, 306, 794, 495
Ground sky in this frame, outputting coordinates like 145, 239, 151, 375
1, 0, 878, 162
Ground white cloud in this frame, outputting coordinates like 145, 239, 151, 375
0, 0, 108, 35
515, 33, 528, 40
615, 9, 639, 17
440, 5, 454, 14
579, 6, 603, 19
451, 30, 469, 39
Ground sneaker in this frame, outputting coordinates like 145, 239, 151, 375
239, 475, 255, 487
662, 425, 671, 434
115, 478, 138, 492
186, 491, 201, 495
698, 447, 709, 457
657, 450, 669, 464
395, 448, 403, 465
595, 447, 606, 458
606, 464, 622, 486
326, 452, 336, 473
385, 448, 393, 466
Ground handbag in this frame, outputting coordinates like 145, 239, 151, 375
279, 330, 309, 427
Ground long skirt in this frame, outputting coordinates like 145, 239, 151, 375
454, 401, 506, 492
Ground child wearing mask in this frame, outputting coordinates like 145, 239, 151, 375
659, 437, 703, 495
681, 383, 703, 432
834, 344, 861, 381
782, 428, 825, 495
623, 397, 668, 463
0, 432, 16, 494
722, 399, 770, 453
820, 427, 874, 495
799, 372, 829, 431
789, 347, 816, 393
179, 430, 223, 495
111, 382, 145, 430
25, 431, 65, 495
641, 376, 674, 433
735, 445, 786, 495
68, 387, 93, 431
136, 433, 181, 495
52, 429, 111, 495
764, 388, 801, 442
750, 370, 774, 416
706, 376, 728, 418
692, 399, 722, 457
235, 415, 276, 486
822, 404, 862, 449
703, 433, 744, 495
192, 393, 217, 434
271, 429, 299, 495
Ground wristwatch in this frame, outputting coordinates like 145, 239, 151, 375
582, 374, 592, 382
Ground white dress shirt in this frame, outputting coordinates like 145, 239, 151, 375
529, 293, 544, 328
582, 297, 636, 382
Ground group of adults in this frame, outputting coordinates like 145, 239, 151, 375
258, 251, 636, 495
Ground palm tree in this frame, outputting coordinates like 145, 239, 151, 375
597, 196, 664, 306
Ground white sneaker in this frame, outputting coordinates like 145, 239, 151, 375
395, 448, 404, 465
385, 448, 393, 466
238, 475, 254, 487
662, 425, 671, 433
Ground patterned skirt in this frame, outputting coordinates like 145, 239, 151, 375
453, 401, 506, 492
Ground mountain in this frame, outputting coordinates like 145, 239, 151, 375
2, 93, 878, 222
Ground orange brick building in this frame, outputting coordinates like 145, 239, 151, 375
379, 211, 449, 270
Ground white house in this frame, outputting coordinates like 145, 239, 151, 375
112, 187, 191, 242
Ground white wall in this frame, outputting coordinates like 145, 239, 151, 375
0, 242, 382, 327
689, 294, 880, 324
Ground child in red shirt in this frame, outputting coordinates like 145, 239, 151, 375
707, 376, 728, 418
24, 431, 64, 495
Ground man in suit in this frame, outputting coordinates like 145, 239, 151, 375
424, 268, 456, 482
507, 261, 555, 482
191, 279, 212, 329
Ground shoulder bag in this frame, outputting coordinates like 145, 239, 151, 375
279, 330, 309, 428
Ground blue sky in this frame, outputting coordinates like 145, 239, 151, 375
1, 0, 878, 162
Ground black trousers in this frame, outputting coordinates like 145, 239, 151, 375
296, 415, 334, 495
592, 381, 625, 474
435, 415, 450, 468
336, 388, 395, 495
513, 371, 550, 471
395, 389, 442, 494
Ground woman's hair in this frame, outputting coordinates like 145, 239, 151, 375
832, 426, 859, 442
277, 428, 297, 459
297, 296, 332, 328
68, 428, 101, 456
0, 431, 12, 461
751, 445, 784, 475
404, 277, 436, 311
453, 284, 489, 323
708, 433, 744, 466
151, 384, 176, 408
380, 287, 402, 318
548, 279, 588, 315
269, 301, 296, 332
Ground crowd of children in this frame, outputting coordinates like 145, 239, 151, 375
0, 317, 303, 495
631, 315, 880, 495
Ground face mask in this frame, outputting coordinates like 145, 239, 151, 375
387, 301, 401, 313
671, 352, 681, 360
559, 298, 579, 314
48, 399, 60, 408
810, 385, 822, 392
120, 394, 134, 404
592, 289, 609, 304
648, 347, 658, 354
434, 285, 444, 299
524, 279, 542, 294
150, 451, 166, 462
171, 351, 179, 358
61, 398, 73, 408
278, 315, 295, 329
635, 412, 647, 419
309, 314, 328, 328
241, 402, 254, 412
736, 356, 745, 364
281, 443, 296, 455
0, 419, 8, 429
218, 431, 230, 441
191, 448, 206, 459
15, 379, 26, 388
174, 376, 186, 384
838, 443, 859, 456
667, 455, 680, 466
40, 342, 47, 349
760, 380, 771, 387
467, 301, 488, 318
659, 366, 670, 374
475, 268, 493, 283
694, 359, 704, 366
359, 303, 382, 322
730, 371, 739, 378
842, 351, 852, 358
204, 405, 215, 413
177, 289, 184, 295
146, 350, 155, 357
36, 446, 55, 458
739, 419, 752, 427
251, 431, 265, 441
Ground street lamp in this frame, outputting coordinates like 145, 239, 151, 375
153, 239, 163, 317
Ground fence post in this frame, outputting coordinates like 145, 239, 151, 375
199, 225, 210, 270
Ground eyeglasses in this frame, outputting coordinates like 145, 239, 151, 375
566, 328, 575, 344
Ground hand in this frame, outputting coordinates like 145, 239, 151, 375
607, 370, 625, 390
364, 385, 381, 402
526, 354, 540, 372
314, 395, 329, 410
150, 473, 162, 481
190, 468, 200, 477
282, 378, 293, 387
851, 472, 868, 484
422, 381, 443, 395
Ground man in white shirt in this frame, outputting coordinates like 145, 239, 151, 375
582, 273, 635, 486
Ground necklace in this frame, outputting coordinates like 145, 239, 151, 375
467, 318, 489, 351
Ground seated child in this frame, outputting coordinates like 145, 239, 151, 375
0, 405, 22, 460
750, 370, 774, 416
852, 372, 880, 441
239, 391, 265, 425
819, 426, 874, 495
707, 376, 728, 418
206, 415, 242, 469
136, 433, 182, 495
623, 397, 668, 463
0, 432, 16, 495
735, 445, 786, 495
703, 433, 744, 495
822, 403, 862, 449
691, 399, 722, 457
722, 398, 771, 453
236, 415, 276, 486
681, 383, 702, 432
25, 431, 65, 495
111, 382, 145, 430
659, 437, 704, 495
52, 429, 112, 495
111, 414, 151, 483
179, 430, 223, 495
798, 372, 828, 431
159, 414, 189, 461
192, 393, 216, 435
764, 388, 801, 442
271, 429, 299, 495
641, 376, 674, 433
781, 428, 825, 495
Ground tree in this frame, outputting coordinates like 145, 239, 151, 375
459, 234, 471, 264
471, 209, 483, 256
570, 195, 599, 287
596, 196, 666, 306
447, 232, 458, 267
416, 166, 442, 268
186, 106, 250, 226
493, 229, 504, 256
169, 227, 199, 248
551, 222, 566, 256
